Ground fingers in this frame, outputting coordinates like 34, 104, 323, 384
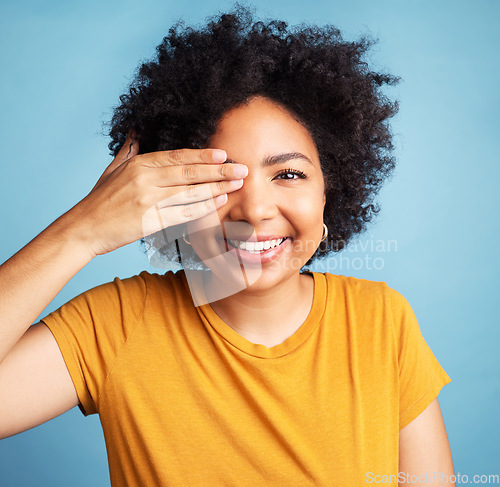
144, 148, 227, 167
166, 194, 228, 225
142, 193, 229, 234
146, 177, 244, 232
140, 159, 246, 235
152, 161, 248, 187
157, 179, 244, 206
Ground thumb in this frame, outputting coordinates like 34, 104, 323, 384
92, 131, 139, 191
114, 130, 139, 165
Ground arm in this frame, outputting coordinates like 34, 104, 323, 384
0, 134, 139, 439
0, 214, 94, 366
0, 214, 95, 439
399, 398, 456, 487
0, 134, 141, 439
0, 138, 244, 439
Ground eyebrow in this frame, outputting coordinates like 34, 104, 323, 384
225, 152, 314, 167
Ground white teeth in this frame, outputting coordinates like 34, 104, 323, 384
227, 237, 286, 252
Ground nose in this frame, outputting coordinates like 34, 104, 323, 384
226, 170, 279, 225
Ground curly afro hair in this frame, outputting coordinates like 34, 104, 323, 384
108, 3, 399, 269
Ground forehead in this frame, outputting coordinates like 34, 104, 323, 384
208, 96, 319, 163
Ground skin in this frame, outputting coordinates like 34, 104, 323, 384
187, 95, 326, 346
399, 398, 456, 486
187, 96, 456, 483
0, 94, 455, 483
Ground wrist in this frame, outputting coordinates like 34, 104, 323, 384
46, 207, 98, 262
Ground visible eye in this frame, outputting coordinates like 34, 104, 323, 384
274, 168, 308, 180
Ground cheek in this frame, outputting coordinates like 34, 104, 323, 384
280, 193, 323, 259
279, 197, 323, 264
285, 190, 325, 229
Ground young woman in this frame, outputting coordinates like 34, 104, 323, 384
0, 6, 454, 486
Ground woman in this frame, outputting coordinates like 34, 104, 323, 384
0, 6, 455, 486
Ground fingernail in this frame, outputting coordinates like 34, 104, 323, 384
212, 150, 227, 163
229, 179, 243, 188
215, 194, 228, 204
233, 165, 248, 178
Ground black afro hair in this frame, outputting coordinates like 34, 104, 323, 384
107, 3, 400, 269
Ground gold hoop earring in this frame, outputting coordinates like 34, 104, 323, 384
320, 223, 328, 243
182, 232, 192, 246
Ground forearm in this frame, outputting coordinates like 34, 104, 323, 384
0, 209, 95, 364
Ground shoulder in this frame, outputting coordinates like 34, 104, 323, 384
131, 269, 193, 306
316, 272, 414, 319
319, 271, 389, 298
114, 269, 186, 291
74, 269, 188, 308
133, 269, 185, 289
321, 272, 410, 301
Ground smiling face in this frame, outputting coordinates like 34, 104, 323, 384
186, 95, 326, 294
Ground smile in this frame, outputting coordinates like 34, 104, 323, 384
225, 237, 289, 253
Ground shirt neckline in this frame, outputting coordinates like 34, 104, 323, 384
193, 271, 327, 359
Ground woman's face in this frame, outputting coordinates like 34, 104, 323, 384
186, 95, 326, 293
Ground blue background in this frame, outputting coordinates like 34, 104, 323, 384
1, 0, 498, 484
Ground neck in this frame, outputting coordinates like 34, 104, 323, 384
204, 271, 314, 347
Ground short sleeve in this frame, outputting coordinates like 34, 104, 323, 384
40, 272, 148, 416
385, 285, 452, 430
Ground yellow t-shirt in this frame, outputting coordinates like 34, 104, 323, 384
41, 270, 451, 486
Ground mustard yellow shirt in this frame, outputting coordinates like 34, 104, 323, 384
41, 270, 451, 486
